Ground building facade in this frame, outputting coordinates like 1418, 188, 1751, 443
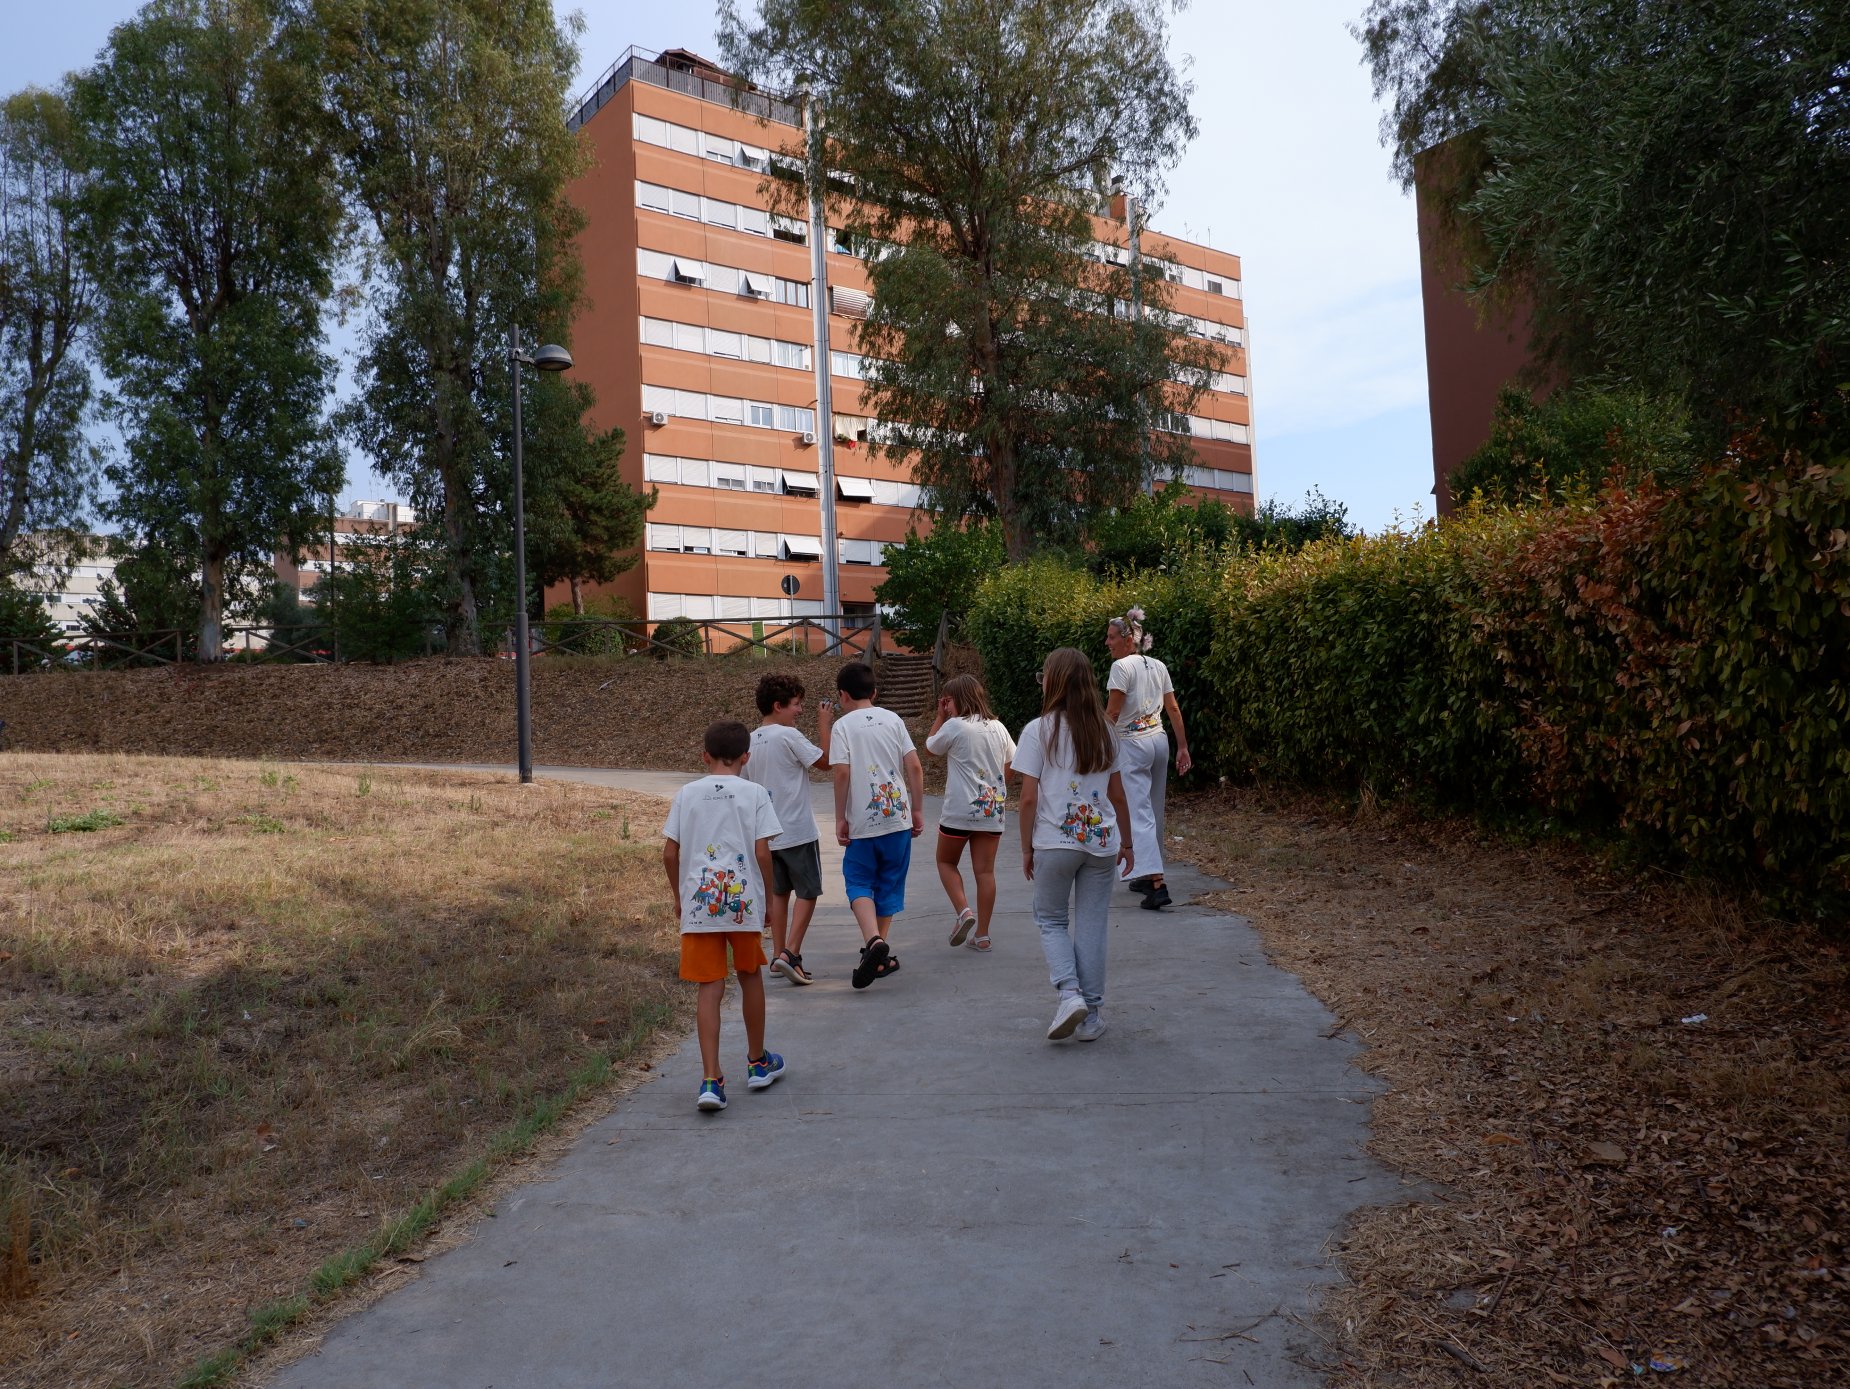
562, 46, 1254, 626
273, 500, 419, 603
17, 538, 117, 634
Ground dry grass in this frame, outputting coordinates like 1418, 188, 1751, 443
1167, 786, 1849, 1389
0, 753, 682, 1388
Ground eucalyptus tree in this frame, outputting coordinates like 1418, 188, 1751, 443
75, 0, 344, 662
0, 87, 99, 573
1357, 0, 1850, 432
720, 0, 1222, 560
312, 0, 602, 654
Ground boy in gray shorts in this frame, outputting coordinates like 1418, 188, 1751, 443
743, 672, 833, 985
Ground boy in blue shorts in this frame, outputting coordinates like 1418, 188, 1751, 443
828, 661, 924, 989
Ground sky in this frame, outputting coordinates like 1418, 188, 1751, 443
5, 1, 1436, 532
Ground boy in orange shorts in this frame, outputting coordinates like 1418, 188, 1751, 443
663, 721, 788, 1112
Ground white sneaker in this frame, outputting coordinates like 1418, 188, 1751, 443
1075, 1010, 1106, 1042
1047, 993, 1088, 1040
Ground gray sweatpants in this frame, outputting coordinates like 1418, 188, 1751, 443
1033, 848, 1115, 1008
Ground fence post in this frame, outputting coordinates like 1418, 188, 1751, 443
173, 631, 182, 666
10, 642, 16, 677
868, 609, 882, 660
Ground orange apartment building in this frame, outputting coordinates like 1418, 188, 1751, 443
560, 46, 1254, 628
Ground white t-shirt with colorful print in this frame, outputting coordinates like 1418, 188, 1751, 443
926, 715, 1017, 832
1108, 654, 1174, 741
662, 774, 783, 933
829, 705, 917, 839
1013, 715, 1123, 857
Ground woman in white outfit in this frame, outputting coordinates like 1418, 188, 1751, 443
1104, 608, 1191, 910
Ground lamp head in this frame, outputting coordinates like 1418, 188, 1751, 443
531, 343, 574, 372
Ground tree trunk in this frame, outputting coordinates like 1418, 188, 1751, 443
992, 438, 1028, 561
200, 551, 224, 662
570, 576, 583, 615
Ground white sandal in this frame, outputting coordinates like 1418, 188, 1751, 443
949, 909, 977, 947
965, 933, 991, 952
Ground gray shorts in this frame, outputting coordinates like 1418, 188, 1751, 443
770, 841, 823, 900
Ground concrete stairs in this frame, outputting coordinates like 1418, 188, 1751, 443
876, 652, 934, 718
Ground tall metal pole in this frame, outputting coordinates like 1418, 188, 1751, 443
805, 96, 843, 645
509, 326, 534, 785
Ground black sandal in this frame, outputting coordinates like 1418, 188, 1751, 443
874, 952, 900, 978
851, 937, 891, 989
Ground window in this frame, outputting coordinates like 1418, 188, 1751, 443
672, 321, 704, 352
637, 181, 671, 212
781, 470, 819, 495
641, 384, 673, 414
830, 286, 871, 319
710, 329, 744, 359
673, 389, 708, 419
774, 340, 809, 370
679, 459, 710, 487
714, 528, 750, 556
739, 144, 770, 172
752, 531, 781, 558
831, 350, 867, 380
746, 335, 772, 364
740, 270, 772, 300
668, 123, 698, 155
702, 134, 736, 163
777, 278, 809, 308
712, 462, 748, 490
772, 215, 807, 244
709, 395, 745, 424
640, 316, 673, 347
836, 475, 876, 501
738, 206, 770, 237
748, 402, 775, 428
680, 527, 713, 554
840, 537, 879, 565
644, 453, 679, 483
703, 197, 735, 228
649, 593, 684, 621
777, 405, 814, 432
634, 114, 670, 147
669, 189, 701, 220
670, 257, 706, 285
1206, 278, 1223, 296
748, 466, 779, 493
782, 534, 824, 559
647, 524, 681, 551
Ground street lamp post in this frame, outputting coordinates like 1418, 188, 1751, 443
508, 326, 575, 784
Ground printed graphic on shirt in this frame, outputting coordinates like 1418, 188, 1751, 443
1058, 782, 1114, 848
970, 782, 1004, 820
865, 772, 908, 821
1125, 708, 1161, 735
691, 848, 755, 926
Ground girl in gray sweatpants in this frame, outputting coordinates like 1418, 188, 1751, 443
1012, 648, 1136, 1043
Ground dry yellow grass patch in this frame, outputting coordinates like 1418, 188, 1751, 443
1167, 786, 1848, 1389
0, 753, 682, 1388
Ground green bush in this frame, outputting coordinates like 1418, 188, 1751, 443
1206, 512, 1540, 808
1451, 384, 1699, 505
318, 541, 440, 664
874, 519, 1004, 648
0, 581, 62, 656
966, 555, 1219, 779
649, 616, 704, 659
541, 594, 639, 657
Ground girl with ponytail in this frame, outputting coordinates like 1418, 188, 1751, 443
1105, 607, 1192, 910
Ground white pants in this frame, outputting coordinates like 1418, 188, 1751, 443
1118, 732, 1168, 881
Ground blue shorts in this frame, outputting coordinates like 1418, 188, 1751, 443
842, 831, 911, 918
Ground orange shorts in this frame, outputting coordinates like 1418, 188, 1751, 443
679, 931, 767, 983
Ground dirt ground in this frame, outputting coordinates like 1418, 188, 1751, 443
0, 755, 682, 1388
1165, 786, 1848, 1389
0, 656, 852, 774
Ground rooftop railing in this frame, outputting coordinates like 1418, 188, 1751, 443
568, 45, 802, 134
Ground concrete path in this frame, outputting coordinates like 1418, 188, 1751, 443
272, 767, 1401, 1389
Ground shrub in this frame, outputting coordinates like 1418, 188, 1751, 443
1450, 384, 1699, 505
966, 554, 1219, 778
874, 519, 1005, 648
541, 594, 639, 657
318, 541, 440, 664
1206, 511, 1540, 807
0, 581, 62, 657
649, 616, 704, 659
1482, 439, 1850, 915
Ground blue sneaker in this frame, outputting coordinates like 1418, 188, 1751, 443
747, 1051, 786, 1091
696, 1076, 727, 1111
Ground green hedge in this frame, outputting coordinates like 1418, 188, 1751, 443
968, 444, 1850, 915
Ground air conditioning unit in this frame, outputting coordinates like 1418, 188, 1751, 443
798, 430, 817, 446
648, 411, 669, 427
